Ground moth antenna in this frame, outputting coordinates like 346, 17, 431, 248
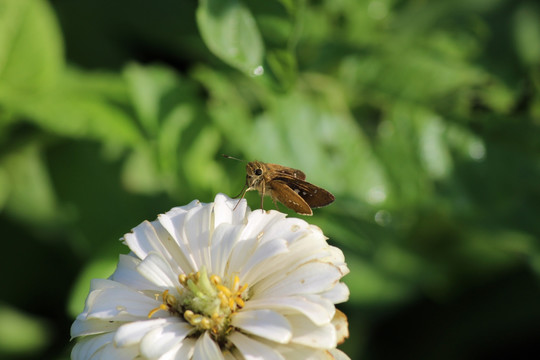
222, 154, 246, 162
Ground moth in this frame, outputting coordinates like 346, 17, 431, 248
224, 156, 335, 215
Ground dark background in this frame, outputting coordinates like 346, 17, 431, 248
1, 0, 540, 359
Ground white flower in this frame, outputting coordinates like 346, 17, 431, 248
71, 194, 350, 359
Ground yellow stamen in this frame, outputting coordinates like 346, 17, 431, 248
235, 297, 245, 308
148, 304, 168, 318
200, 317, 211, 329
210, 275, 221, 285
237, 283, 248, 294
183, 310, 194, 323
216, 285, 231, 297
178, 274, 187, 286
218, 292, 228, 307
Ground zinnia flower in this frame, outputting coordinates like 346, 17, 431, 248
71, 194, 350, 359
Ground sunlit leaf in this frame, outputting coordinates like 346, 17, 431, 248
266, 49, 297, 90
513, 3, 540, 66
196, 0, 264, 75
0, 0, 63, 94
0, 166, 9, 211
2, 144, 59, 224
0, 69, 142, 146
124, 64, 183, 135
122, 144, 163, 194
0, 305, 49, 355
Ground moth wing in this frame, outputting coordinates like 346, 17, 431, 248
285, 180, 335, 209
267, 163, 306, 180
270, 180, 313, 215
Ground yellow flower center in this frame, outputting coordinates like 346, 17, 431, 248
148, 267, 248, 342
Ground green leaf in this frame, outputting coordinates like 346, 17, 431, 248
0, 69, 142, 147
245, 90, 389, 205
0, 304, 50, 355
415, 111, 453, 180
345, 254, 415, 305
122, 144, 163, 194
192, 66, 255, 149
183, 126, 229, 193
197, 0, 264, 75
0, 0, 63, 93
266, 49, 297, 91
513, 3, 540, 66
158, 104, 195, 187
0, 166, 9, 211
2, 144, 59, 225
124, 63, 182, 136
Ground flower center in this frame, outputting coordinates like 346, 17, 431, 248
148, 267, 248, 342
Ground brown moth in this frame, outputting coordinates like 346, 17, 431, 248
225, 156, 335, 215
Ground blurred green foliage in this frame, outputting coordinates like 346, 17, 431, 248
1, 0, 540, 359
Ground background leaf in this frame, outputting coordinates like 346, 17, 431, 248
1, 0, 540, 359
196, 0, 264, 75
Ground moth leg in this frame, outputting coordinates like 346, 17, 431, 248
233, 185, 248, 211
260, 186, 265, 210
232, 184, 247, 199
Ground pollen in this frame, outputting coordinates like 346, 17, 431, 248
147, 266, 249, 343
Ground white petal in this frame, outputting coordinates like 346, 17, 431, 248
93, 341, 139, 359
320, 282, 349, 304
232, 309, 292, 343
123, 220, 165, 260
253, 262, 343, 299
270, 344, 325, 360
193, 331, 224, 360
71, 332, 114, 360
289, 315, 337, 349
110, 254, 156, 290
123, 220, 186, 275
332, 310, 349, 345
286, 234, 334, 264
168, 199, 204, 213
136, 252, 178, 289
159, 338, 196, 360
226, 235, 259, 276
240, 211, 287, 242
246, 236, 333, 289
242, 295, 334, 326
321, 247, 349, 276
70, 317, 122, 338
86, 282, 159, 321
140, 321, 194, 359
213, 193, 247, 228
89, 278, 121, 292
240, 239, 289, 284
157, 211, 199, 273
258, 217, 310, 245
210, 223, 242, 278
114, 318, 169, 347
223, 350, 239, 360
328, 348, 351, 360
183, 203, 213, 270
229, 331, 285, 360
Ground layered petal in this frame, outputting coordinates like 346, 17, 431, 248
71, 194, 350, 360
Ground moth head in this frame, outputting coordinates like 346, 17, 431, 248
246, 161, 265, 189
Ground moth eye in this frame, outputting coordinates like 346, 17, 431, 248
255, 169, 263, 176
